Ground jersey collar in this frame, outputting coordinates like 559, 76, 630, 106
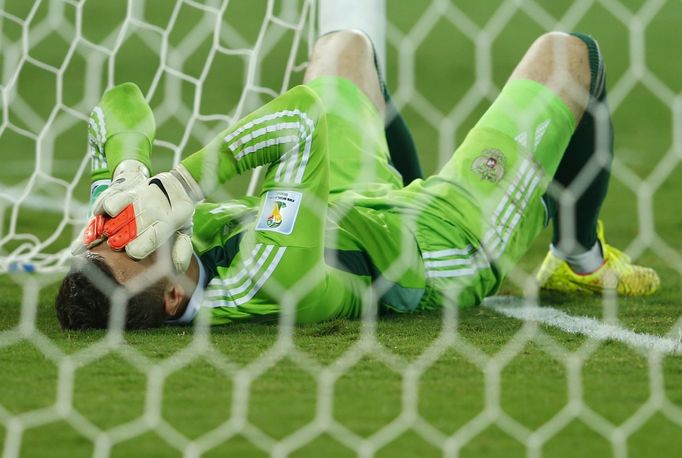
166, 252, 206, 324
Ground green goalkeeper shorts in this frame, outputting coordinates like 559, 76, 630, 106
306, 76, 404, 195
390, 79, 577, 309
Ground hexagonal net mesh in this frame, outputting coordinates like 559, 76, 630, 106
2, 0, 682, 457
0, 0, 318, 273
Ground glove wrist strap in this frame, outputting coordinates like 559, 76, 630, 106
172, 164, 204, 203
113, 159, 150, 179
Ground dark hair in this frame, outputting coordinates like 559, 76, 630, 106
55, 253, 168, 330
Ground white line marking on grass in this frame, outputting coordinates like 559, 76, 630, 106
484, 296, 682, 355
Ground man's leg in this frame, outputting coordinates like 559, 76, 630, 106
533, 34, 659, 295
441, 31, 590, 271
406, 32, 656, 309
486, 32, 657, 296
305, 30, 385, 114
401, 32, 586, 307
304, 30, 422, 188
539, 33, 609, 272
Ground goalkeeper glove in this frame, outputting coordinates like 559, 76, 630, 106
99, 164, 203, 272
71, 160, 150, 256
92, 159, 150, 216
70, 214, 108, 256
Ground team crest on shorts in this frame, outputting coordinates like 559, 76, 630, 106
472, 149, 506, 183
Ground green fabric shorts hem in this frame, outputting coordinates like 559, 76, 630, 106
399, 79, 576, 308
305, 76, 403, 195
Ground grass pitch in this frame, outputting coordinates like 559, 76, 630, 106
3, 274, 682, 457
2, 0, 682, 456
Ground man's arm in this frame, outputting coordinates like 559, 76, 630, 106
100, 85, 327, 264
89, 82, 155, 175
180, 84, 324, 196
87, 82, 155, 205
73, 82, 156, 253
89, 83, 155, 213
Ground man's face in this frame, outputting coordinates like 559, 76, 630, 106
88, 242, 158, 284
83, 241, 190, 320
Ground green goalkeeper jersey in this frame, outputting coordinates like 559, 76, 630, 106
178, 77, 427, 325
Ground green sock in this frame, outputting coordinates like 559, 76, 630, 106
369, 40, 423, 184
548, 32, 612, 253
384, 97, 423, 184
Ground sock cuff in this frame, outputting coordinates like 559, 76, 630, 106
550, 240, 604, 273
569, 32, 606, 100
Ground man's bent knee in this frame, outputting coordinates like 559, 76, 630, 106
509, 31, 592, 123
313, 29, 374, 54
305, 29, 385, 114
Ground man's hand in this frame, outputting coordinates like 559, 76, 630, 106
71, 159, 150, 256
70, 214, 108, 255
98, 164, 203, 272
92, 159, 149, 217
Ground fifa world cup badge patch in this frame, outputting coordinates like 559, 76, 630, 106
472, 148, 506, 183
256, 190, 302, 235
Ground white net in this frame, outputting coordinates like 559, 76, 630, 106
0, 0, 315, 273
2, 0, 682, 456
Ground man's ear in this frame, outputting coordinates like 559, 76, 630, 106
163, 282, 186, 318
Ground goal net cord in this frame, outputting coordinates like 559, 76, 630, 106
2, 0, 671, 274
1, 1, 680, 457
0, 0, 317, 274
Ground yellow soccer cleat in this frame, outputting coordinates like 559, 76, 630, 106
536, 222, 660, 296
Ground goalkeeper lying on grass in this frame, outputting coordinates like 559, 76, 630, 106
56, 30, 659, 329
